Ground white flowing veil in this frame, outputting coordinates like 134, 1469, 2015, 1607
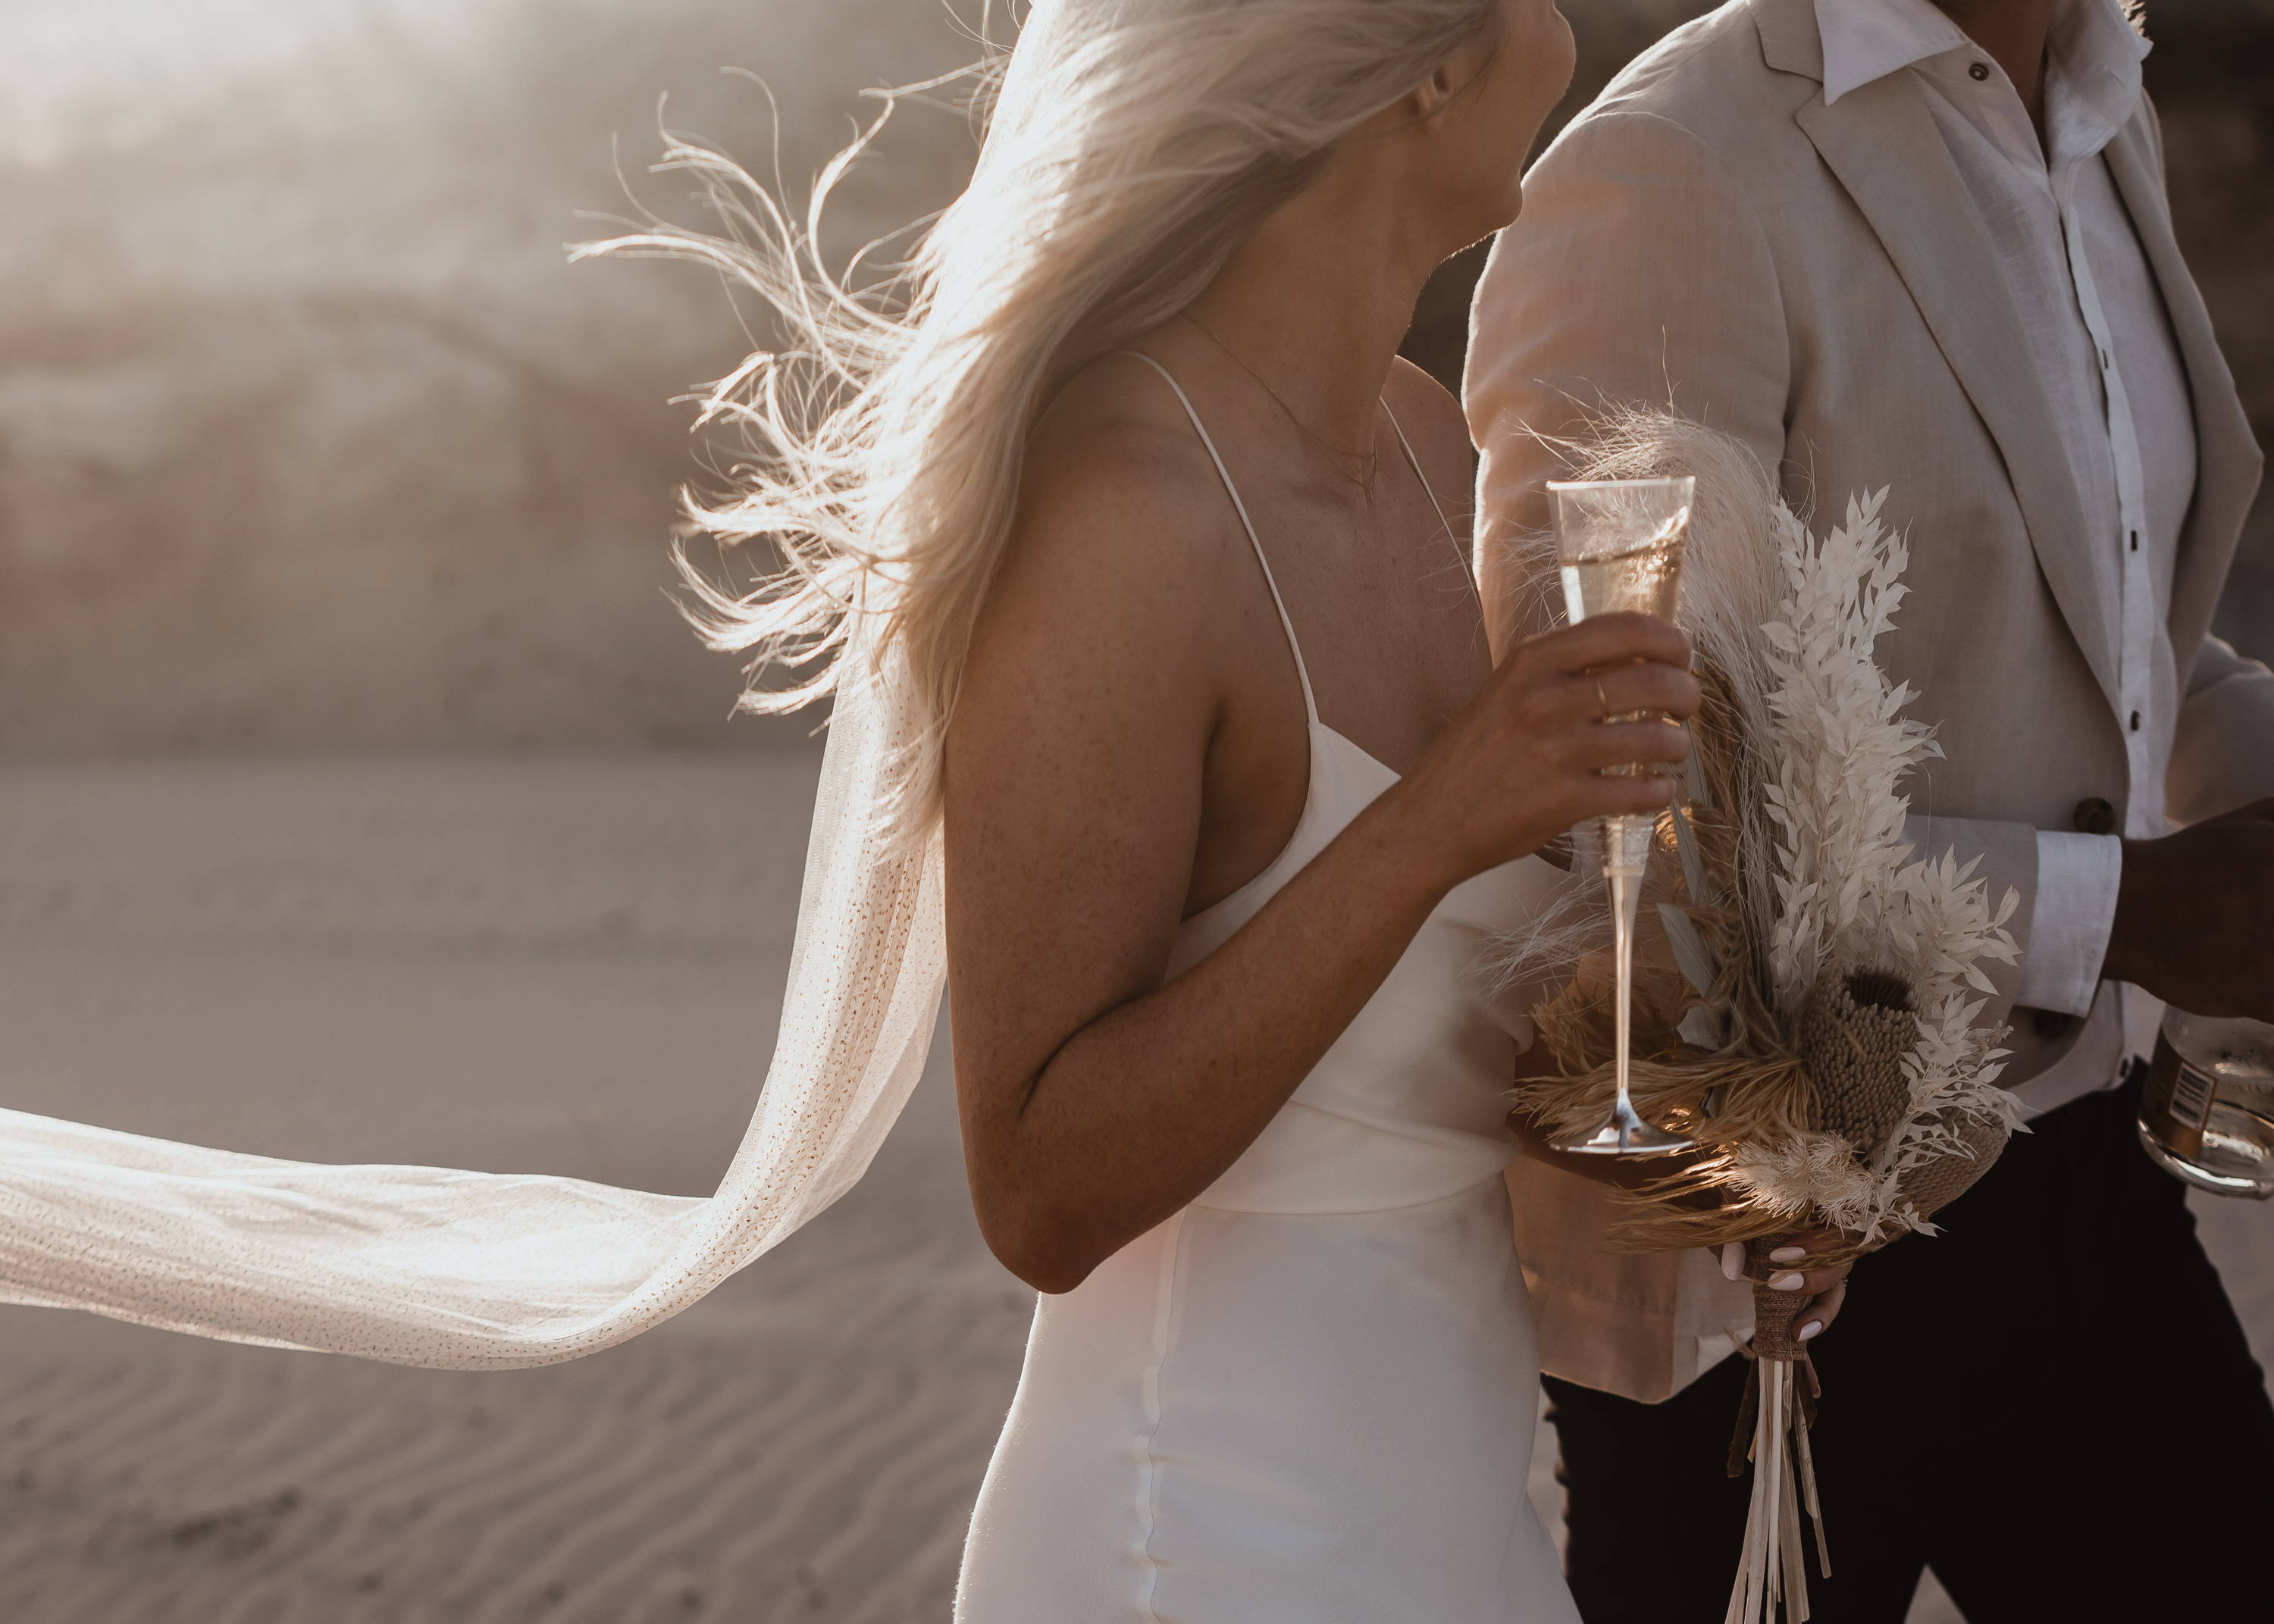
0, 655, 947, 1369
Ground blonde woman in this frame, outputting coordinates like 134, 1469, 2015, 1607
814, 0, 1693, 1612
0, 0, 1709, 1611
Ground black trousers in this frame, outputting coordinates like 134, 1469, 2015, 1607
1545, 1077, 2274, 1623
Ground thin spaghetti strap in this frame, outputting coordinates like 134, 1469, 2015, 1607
1381, 402, 1456, 543
1113, 351, 1318, 726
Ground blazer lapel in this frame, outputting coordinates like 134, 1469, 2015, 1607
2102, 117, 2266, 650
1792, 74, 2121, 711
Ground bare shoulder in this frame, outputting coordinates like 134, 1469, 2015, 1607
1022, 356, 1232, 550
967, 355, 1247, 703
1383, 356, 1476, 534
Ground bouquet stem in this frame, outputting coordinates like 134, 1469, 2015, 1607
1727, 1234, 1831, 1623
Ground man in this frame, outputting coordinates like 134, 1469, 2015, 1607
1467, 0, 2274, 1619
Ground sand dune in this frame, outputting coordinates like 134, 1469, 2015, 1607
0, 748, 1030, 1622
0, 752, 2266, 1620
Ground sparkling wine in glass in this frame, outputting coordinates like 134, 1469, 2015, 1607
1546, 475, 1695, 1156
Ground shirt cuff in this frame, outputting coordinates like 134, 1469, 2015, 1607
2014, 831, 2122, 1017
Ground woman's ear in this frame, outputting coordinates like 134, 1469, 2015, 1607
1410, 61, 1458, 123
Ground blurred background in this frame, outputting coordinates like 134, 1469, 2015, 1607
0, 2, 2266, 1620
4, 0, 2263, 755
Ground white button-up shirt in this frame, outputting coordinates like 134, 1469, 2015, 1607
1817, 0, 2199, 1115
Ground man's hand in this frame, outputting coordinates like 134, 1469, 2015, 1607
2103, 798, 2274, 1021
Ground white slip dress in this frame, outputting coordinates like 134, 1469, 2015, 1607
954, 357, 1583, 1622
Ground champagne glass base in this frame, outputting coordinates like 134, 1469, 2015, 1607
1549, 1116, 1696, 1157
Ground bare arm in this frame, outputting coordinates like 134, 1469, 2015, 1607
2106, 797, 2274, 1022
944, 436, 1699, 1293
2105, 634, 2274, 1022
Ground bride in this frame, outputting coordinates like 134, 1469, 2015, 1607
0, 0, 1771, 1613
919, 0, 1689, 1614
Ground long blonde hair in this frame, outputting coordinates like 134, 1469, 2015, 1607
591, 0, 1499, 846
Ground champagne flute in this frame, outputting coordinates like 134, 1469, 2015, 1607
1545, 476, 1696, 1156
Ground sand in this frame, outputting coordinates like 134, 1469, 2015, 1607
0, 750, 2266, 1622
0, 749, 1020, 1622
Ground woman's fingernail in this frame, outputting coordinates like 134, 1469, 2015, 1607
1797, 1320, 1823, 1341
1720, 1242, 1745, 1281
1768, 1246, 1807, 1263
1768, 1272, 1806, 1292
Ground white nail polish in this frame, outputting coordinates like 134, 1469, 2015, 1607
1796, 1320, 1823, 1341
1768, 1272, 1806, 1292
1768, 1246, 1806, 1263
1720, 1243, 1744, 1281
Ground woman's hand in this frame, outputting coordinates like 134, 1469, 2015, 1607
1389, 612, 1700, 890
1718, 1231, 1854, 1344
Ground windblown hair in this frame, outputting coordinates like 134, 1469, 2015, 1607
587, 0, 1499, 849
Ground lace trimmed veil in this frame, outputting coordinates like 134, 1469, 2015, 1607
0, 656, 947, 1368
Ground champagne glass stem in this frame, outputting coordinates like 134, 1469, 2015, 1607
1605, 815, 1645, 1144
1548, 809, 1690, 1154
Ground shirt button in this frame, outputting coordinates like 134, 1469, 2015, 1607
2130, 711, 2143, 731
2073, 797, 2119, 835
1969, 61, 1991, 81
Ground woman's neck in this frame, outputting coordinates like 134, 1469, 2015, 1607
1178, 161, 1449, 451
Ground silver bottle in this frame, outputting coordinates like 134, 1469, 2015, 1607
2137, 1007, 2274, 1199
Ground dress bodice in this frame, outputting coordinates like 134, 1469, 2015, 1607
1124, 351, 1569, 1216
1169, 722, 1565, 1213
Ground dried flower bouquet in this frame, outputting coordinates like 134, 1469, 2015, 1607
1504, 413, 2024, 1623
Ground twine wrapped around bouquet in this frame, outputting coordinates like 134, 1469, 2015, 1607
1504, 412, 2022, 1623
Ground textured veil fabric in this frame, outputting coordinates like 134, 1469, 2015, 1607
0, 661, 948, 1369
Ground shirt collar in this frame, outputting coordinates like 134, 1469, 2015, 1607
1814, 0, 2150, 114
2044, 0, 2152, 152
1815, 0, 1970, 105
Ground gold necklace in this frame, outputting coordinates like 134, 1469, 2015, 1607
1179, 312, 1382, 494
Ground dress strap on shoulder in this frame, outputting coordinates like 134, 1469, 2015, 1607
1380, 402, 1455, 545
1114, 350, 1318, 726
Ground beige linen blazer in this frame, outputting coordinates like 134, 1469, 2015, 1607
1467, 0, 2274, 1402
